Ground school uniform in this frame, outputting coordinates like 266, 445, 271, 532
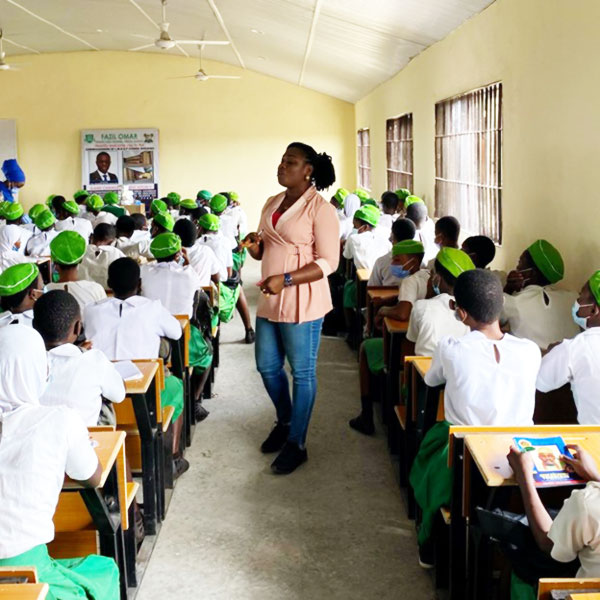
502, 285, 579, 349
397, 268, 430, 305
343, 230, 391, 270
197, 232, 232, 281
46, 280, 107, 314
78, 244, 125, 289
25, 230, 58, 257
40, 345, 125, 426
536, 328, 600, 423
55, 216, 94, 241
0, 309, 33, 327
131, 229, 150, 244
218, 211, 239, 251
186, 243, 222, 286
415, 218, 438, 265
367, 252, 404, 287
93, 212, 118, 227
406, 293, 470, 356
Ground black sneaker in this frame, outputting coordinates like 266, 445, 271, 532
260, 422, 290, 453
195, 401, 209, 422
271, 442, 307, 475
418, 541, 435, 569
245, 328, 256, 344
173, 456, 190, 480
349, 414, 375, 435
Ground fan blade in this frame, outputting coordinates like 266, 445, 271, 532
173, 40, 230, 45
128, 43, 155, 51
205, 75, 241, 79
167, 76, 197, 79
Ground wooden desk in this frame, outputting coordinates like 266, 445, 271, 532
173, 315, 192, 447
569, 594, 600, 599
538, 578, 600, 599
0, 584, 48, 600
366, 287, 398, 337
413, 357, 432, 379
123, 361, 158, 396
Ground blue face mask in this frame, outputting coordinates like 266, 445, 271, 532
572, 301, 593, 330
432, 283, 441, 296
390, 264, 412, 279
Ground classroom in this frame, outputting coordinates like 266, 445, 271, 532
0, 1, 599, 599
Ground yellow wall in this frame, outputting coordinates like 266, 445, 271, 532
2, 51, 355, 229
355, 0, 600, 289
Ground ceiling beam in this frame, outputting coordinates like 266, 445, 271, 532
206, 0, 244, 69
298, 0, 323, 87
5, 0, 99, 51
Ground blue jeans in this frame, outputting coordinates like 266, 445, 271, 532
255, 316, 324, 447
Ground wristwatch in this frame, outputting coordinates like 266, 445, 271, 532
283, 273, 293, 287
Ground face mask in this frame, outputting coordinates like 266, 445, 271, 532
177, 256, 185, 266
12, 245, 19, 252
351, 228, 359, 236
10, 189, 19, 202
390, 265, 412, 279
572, 301, 594, 330
432, 283, 441, 296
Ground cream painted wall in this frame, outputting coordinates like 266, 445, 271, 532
2, 51, 355, 229
355, 0, 600, 289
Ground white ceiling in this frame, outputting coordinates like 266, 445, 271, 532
0, 0, 496, 102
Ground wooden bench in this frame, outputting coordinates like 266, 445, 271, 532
0, 569, 37, 584
538, 579, 600, 599
0, 584, 48, 600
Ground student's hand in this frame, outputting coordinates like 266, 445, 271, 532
505, 270, 526, 294
562, 445, 600, 482
241, 232, 262, 249
374, 307, 389, 330
181, 247, 190, 266
507, 446, 535, 485
260, 274, 285, 296
78, 340, 93, 351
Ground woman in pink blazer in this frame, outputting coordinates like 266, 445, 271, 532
244, 142, 340, 474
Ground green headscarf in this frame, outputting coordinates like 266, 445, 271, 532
527, 239, 564, 284
436, 247, 476, 278
404, 195, 424, 208
86, 194, 104, 211
151, 199, 167, 216
153, 211, 174, 232
180, 199, 197, 210
62, 200, 79, 215
334, 188, 350, 206
150, 232, 182, 259
354, 204, 380, 227
0, 263, 40, 296
103, 191, 119, 206
392, 240, 425, 256
4, 202, 24, 221
198, 213, 220, 232
28, 204, 46, 221
210, 194, 228, 214
395, 189, 411, 201
73, 189, 89, 202
354, 188, 369, 201
34, 209, 56, 230
50, 231, 87, 265
167, 192, 181, 206
197, 190, 212, 202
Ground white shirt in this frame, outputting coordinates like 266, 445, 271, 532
25, 230, 58, 257
0, 309, 33, 327
84, 295, 182, 360
131, 230, 150, 244
93, 212, 118, 227
398, 269, 430, 305
343, 230, 391, 270
187, 243, 221, 286
55, 216, 94, 241
78, 244, 125, 289
416, 218, 438, 265
536, 328, 600, 424
375, 213, 397, 240
141, 261, 202, 318
46, 280, 107, 315
368, 252, 404, 287
549, 482, 600, 578
502, 285, 579, 349
197, 232, 232, 280
0, 404, 98, 558
40, 344, 125, 426
218, 211, 239, 250
425, 330, 541, 426
406, 293, 470, 356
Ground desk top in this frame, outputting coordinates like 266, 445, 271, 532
122, 360, 158, 395
0, 584, 48, 600
465, 430, 600, 487
356, 268, 371, 282
367, 288, 398, 301
569, 594, 600, 599
412, 357, 433, 378
383, 317, 409, 334
174, 314, 190, 331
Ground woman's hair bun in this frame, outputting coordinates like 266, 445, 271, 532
287, 142, 336, 191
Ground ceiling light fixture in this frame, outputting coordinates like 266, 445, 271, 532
250, 28, 263, 35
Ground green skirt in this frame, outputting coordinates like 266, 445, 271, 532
510, 572, 536, 600
161, 374, 184, 421
0, 544, 119, 600
189, 324, 213, 373
409, 420, 452, 545
232, 248, 247, 272
343, 279, 357, 309
362, 338, 384, 375
219, 284, 241, 323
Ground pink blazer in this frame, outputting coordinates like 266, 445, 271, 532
257, 186, 340, 324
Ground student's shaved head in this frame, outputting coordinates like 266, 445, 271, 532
406, 202, 428, 227
454, 269, 504, 323
435, 216, 460, 245
462, 235, 496, 268
32, 290, 80, 344
391, 217, 416, 243
174, 218, 197, 248
108, 257, 140, 296
93, 223, 116, 243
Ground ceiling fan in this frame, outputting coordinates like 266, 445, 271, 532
171, 45, 241, 81
0, 29, 19, 71
130, 0, 229, 51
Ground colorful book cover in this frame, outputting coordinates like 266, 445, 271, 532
513, 436, 585, 485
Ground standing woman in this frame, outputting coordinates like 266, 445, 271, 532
244, 142, 339, 474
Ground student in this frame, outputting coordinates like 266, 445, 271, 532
0, 263, 43, 326
81, 194, 104, 225
210, 194, 237, 251
221, 191, 249, 273
394, 188, 411, 214
150, 198, 168, 219
73, 189, 89, 215
79, 224, 125, 289
33, 290, 125, 426
406, 247, 474, 356
503, 239, 579, 349
0, 324, 120, 600
126, 211, 174, 260
2, 202, 32, 250
368, 218, 417, 286
25, 210, 58, 257
196, 189, 213, 212
462, 234, 506, 286
536, 270, 600, 423
410, 269, 541, 567
178, 198, 198, 220
52, 196, 94, 240
84, 257, 188, 477
330, 187, 349, 216
376, 191, 400, 236
130, 212, 150, 244
406, 201, 437, 264
196, 213, 231, 281
166, 192, 181, 219
46, 231, 107, 312
0, 225, 34, 269
23, 203, 46, 232
173, 218, 221, 286
424, 215, 460, 269
338, 192, 361, 241
342, 204, 390, 270
97, 192, 125, 225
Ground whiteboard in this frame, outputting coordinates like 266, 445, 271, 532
0, 119, 17, 168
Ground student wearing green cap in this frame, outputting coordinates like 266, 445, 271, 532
52, 195, 94, 241
73, 189, 89, 211
210, 194, 237, 251
330, 187, 349, 214
150, 198, 168, 218
196, 189, 213, 211
406, 201, 437, 265
409, 269, 541, 568
0, 262, 43, 326
368, 218, 416, 287
502, 239, 579, 349
46, 231, 106, 313
0, 225, 36, 270
25, 210, 57, 257
178, 198, 199, 219
81, 194, 105, 225
2, 202, 33, 251
536, 270, 600, 424
25, 203, 46, 228
354, 188, 369, 202
377, 192, 400, 233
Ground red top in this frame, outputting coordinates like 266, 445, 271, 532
272, 209, 284, 228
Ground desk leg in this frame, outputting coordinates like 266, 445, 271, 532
449, 438, 467, 600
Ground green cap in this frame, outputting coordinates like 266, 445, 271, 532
436, 247, 476, 278
167, 192, 181, 206
62, 199, 79, 215
180, 198, 197, 210
153, 211, 174, 232
404, 195, 424, 207
0, 201, 9, 218
198, 213, 220, 232
50, 230, 86, 265
527, 239, 564, 284
229, 191, 239, 202
589, 271, 600, 306
46, 194, 57, 207
0, 263, 40, 297
354, 188, 369, 201
150, 232, 182, 259
362, 198, 378, 207
334, 188, 349, 206
35, 209, 56, 230
354, 204, 380, 227
102, 205, 126, 218
197, 190, 212, 201
151, 199, 167, 216
4, 202, 24, 221
73, 189, 89, 202
103, 191, 119, 206
28, 203, 46, 220
395, 189, 411, 201
86, 194, 104, 211
210, 193, 228, 214
392, 240, 425, 256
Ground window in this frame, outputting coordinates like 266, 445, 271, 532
435, 82, 503, 243
357, 128, 371, 190
386, 114, 413, 192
